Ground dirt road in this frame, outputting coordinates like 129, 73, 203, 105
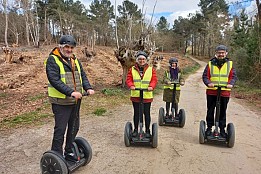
0, 58, 261, 174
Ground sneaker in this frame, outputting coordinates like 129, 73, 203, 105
64, 152, 77, 162
132, 129, 138, 137
145, 129, 151, 138
206, 127, 212, 136
220, 129, 227, 138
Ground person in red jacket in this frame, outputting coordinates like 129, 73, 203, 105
126, 51, 158, 138
202, 45, 237, 138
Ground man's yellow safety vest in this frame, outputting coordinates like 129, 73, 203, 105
45, 55, 83, 98
208, 61, 232, 91
131, 66, 153, 99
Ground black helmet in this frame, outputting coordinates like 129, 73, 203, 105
215, 45, 228, 52
59, 35, 76, 47
136, 51, 148, 59
169, 57, 178, 64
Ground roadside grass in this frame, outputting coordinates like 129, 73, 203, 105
0, 101, 52, 130
233, 81, 261, 106
182, 61, 201, 77
80, 88, 130, 117
27, 93, 45, 102
93, 108, 107, 116
0, 92, 7, 98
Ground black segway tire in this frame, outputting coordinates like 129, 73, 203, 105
152, 123, 158, 148
199, 120, 206, 144
227, 123, 235, 148
158, 107, 165, 126
40, 151, 68, 174
74, 137, 92, 166
124, 122, 132, 147
179, 109, 186, 128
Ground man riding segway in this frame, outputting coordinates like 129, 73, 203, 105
199, 45, 237, 148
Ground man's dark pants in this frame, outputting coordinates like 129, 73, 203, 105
206, 95, 229, 130
51, 101, 81, 155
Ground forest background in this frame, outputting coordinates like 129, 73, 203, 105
0, 0, 261, 127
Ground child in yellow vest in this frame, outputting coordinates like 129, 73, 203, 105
163, 57, 185, 118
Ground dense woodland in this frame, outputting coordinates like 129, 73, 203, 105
0, 0, 261, 87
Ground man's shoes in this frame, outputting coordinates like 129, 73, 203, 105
132, 129, 138, 137
206, 127, 212, 136
145, 129, 151, 138
220, 129, 227, 138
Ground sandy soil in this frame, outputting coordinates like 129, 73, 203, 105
0, 57, 261, 174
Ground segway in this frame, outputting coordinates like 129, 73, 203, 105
158, 81, 185, 127
40, 93, 92, 174
199, 85, 235, 148
124, 88, 158, 148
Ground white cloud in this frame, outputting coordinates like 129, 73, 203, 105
168, 9, 198, 25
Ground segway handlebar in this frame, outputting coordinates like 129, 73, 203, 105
213, 85, 227, 88
71, 91, 89, 98
82, 91, 90, 96
132, 88, 149, 91
170, 81, 180, 85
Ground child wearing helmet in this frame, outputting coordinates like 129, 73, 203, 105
126, 51, 158, 138
163, 57, 185, 118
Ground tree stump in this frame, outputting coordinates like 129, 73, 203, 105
2, 47, 14, 63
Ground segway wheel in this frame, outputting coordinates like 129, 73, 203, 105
152, 123, 158, 148
75, 137, 92, 166
40, 151, 68, 174
158, 107, 165, 126
178, 109, 186, 128
227, 123, 235, 148
124, 122, 132, 147
199, 120, 206, 144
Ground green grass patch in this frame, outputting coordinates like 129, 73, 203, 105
0, 92, 7, 98
182, 62, 200, 77
27, 93, 45, 102
93, 108, 107, 116
101, 88, 126, 96
154, 83, 164, 95
234, 80, 261, 94
0, 110, 52, 129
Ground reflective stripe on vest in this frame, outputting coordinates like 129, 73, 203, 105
163, 71, 181, 90
131, 66, 153, 99
45, 55, 83, 98
207, 61, 232, 91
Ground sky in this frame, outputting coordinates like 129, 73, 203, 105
82, 0, 257, 26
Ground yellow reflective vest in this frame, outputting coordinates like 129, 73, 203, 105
163, 71, 181, 90
207, 61, 232, 91
45, 55, 83, 98
131, 66, 153, 99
